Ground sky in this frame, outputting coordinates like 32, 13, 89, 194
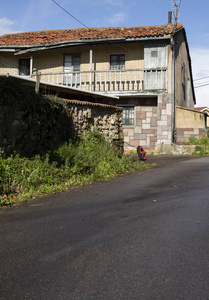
0, 0, 209, 107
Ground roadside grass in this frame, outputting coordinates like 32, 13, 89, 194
189, 135, 209, 156
0, 131, 155, 207
175, 134, 209, 156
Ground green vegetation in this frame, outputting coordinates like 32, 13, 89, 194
188, 134, 209, 156
0, 131, 154, 207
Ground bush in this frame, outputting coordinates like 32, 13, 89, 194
190, 134, 209, 156
0, 131, 153, 206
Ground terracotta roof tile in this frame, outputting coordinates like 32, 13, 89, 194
194, 107, 209, 111
0, 24, 184, 47
62, 98, 121, 109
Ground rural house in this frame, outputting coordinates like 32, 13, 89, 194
0, 15, 203, 152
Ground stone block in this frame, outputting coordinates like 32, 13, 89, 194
134, 133, 146, 140
136, 111, 146, 120
152, 107, 157, 114
150, 136, 157, 142
151, 117, 157, 127
166, 103, 172, 115
134, 126, 142, 133
142, 129, 155, 134
141, 107, 153, 112
162, 125, 172, 132
158, 103, 166, 109
147, 112, 153, 118
136, 120, 142, 126
142, 124, 151, 129
130, 139, 139, 147
138, 140, 147, 146
158, 121, 167, 126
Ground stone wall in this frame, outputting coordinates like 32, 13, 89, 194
0, 77, 123, 156
0, 97, 73, 156
65, 99, 124, 155
157, 93, 173, 147
0, 99, 123, 156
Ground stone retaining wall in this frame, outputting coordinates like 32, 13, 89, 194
65, 99, 124, 155
0, 89, 123, 156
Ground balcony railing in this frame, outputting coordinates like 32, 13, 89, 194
31, 68, 167, 93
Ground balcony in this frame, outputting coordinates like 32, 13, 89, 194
31, 68, 168, 94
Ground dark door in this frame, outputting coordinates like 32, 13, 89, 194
19, 59, 30, 76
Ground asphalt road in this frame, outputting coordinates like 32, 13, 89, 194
1, 155, 209, 300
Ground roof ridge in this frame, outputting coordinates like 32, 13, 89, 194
0, 23, 184, 47
1, 23, 184, 37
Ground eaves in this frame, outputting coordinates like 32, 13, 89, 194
1, 35, 172, 55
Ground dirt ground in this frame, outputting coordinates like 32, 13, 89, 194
132, 154, 200, 167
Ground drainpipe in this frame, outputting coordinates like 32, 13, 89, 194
171, 36, 175, 143
30, 54, 33, 77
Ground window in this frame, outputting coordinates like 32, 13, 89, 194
151, 50, 158, 58
63, 53, 80, 87
122, 106, 135, 125
19, 59, 30, 76
110, 54, 125, 71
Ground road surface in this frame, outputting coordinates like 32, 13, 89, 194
1, 156, 209, 299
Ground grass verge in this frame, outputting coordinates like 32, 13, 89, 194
0, 131, 155, 207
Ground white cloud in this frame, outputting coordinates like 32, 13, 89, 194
106, 0, 123, 6
0, 18, 16, 35
190, 48, 209, 107
106, 12, 127, 25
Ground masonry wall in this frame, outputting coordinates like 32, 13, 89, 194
175, 106, 207, 142
0, 53, 19, 76
0, 78, 123, 156
104, 97, 158, 151
66, 100, 124, 155
157, 93, 173, 147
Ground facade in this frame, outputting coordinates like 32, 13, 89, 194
194, 107, 209, 128
0, 21, 196, 152
175, 106, 207, 142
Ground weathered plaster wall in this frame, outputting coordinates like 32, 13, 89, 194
174, 30, 195, 109
175, 106, 207, 142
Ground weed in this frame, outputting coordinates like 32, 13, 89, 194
0, 131, 155, 207
188, 134, 209, 156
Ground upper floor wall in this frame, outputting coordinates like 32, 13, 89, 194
174, 30, 195, 109
0, 41, 171, 95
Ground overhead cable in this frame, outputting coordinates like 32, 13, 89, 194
51, 0, 129, 50
52, 0, 89, 29
194, 83, 209, 88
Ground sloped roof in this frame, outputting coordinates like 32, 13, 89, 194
0, 24, 184, 47
194, 107, 209, 111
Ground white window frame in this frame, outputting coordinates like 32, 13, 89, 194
119, 105, 135, 126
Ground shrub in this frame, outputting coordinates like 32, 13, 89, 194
0, 131, 154, 206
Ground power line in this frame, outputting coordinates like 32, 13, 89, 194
194, 83, 209, 88
52, 0, 89, 29
194, 75, 209, 82
52, 0, 128, 50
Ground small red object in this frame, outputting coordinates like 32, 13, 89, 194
137, 146, 147, 161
